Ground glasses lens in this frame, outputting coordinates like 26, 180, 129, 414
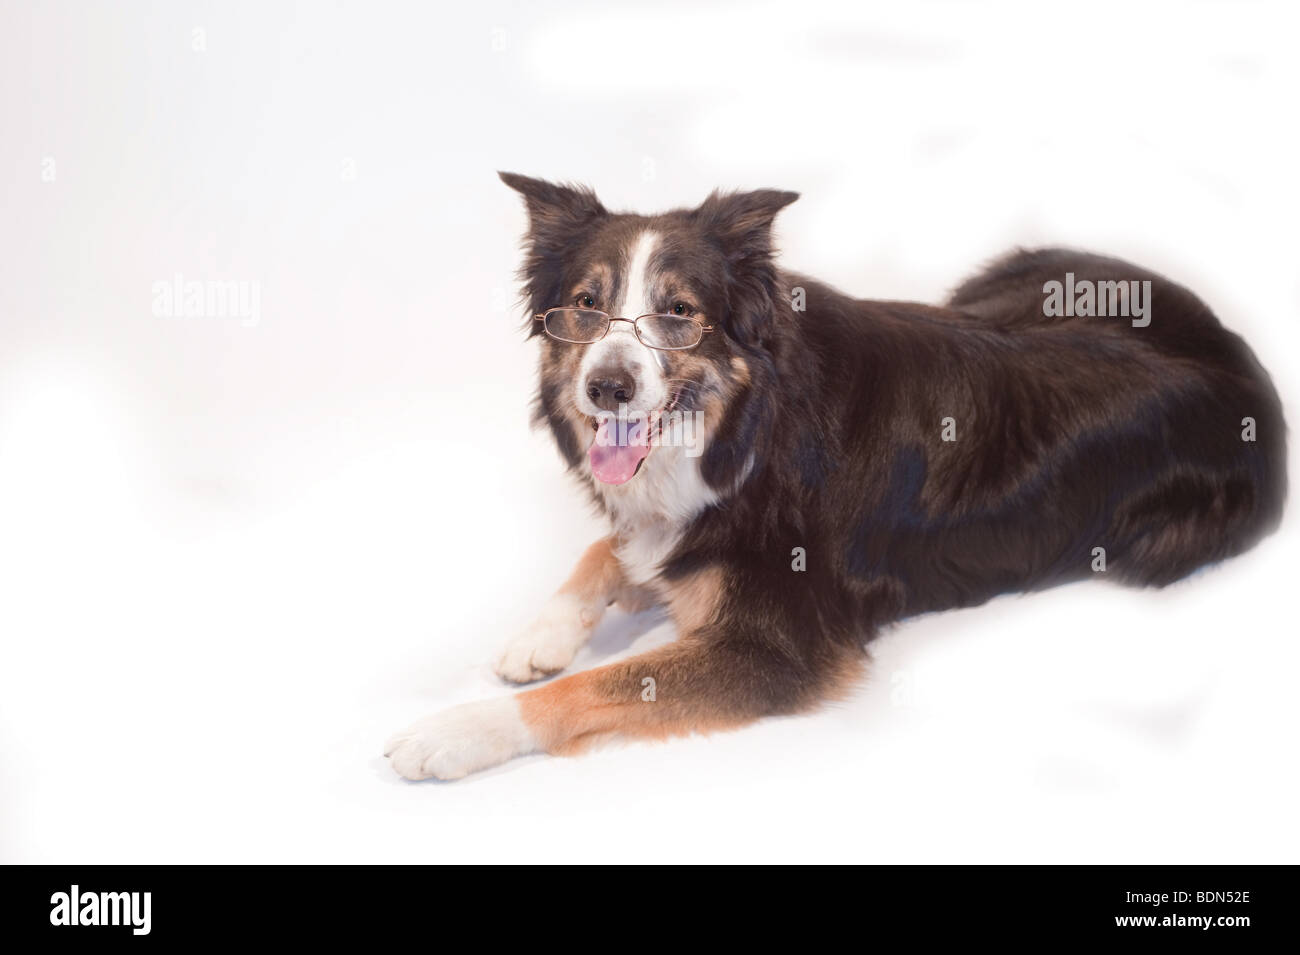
636, 315, 703, 350
544, 308, 608, 343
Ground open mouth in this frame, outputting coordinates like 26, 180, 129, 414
586, 393, 680, 486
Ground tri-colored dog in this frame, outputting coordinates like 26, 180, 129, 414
384, 173, 1286, 780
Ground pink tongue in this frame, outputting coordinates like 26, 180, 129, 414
589, 417, 652, 485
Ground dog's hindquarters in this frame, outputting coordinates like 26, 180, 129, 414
947, 247, 1287, 587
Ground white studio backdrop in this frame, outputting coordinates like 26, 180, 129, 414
0, 0, 1296, 862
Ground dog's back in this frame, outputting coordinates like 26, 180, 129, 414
721, 248, 1289, 621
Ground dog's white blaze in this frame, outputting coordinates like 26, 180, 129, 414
575, 230, 667, 416
618, 230, 659, 320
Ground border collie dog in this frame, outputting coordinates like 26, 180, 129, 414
385, 173, 1286, 780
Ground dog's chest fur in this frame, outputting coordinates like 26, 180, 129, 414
597, 444, 717, 586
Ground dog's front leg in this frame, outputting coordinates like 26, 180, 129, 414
493, 536, 640, 683
387, 575, 864, 780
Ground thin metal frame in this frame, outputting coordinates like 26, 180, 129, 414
533, 307, 714, 351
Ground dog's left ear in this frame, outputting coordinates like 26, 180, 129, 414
694, 188, 799, 252
692, 188, 799, 346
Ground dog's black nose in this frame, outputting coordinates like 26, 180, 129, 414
586, 368, 636, 411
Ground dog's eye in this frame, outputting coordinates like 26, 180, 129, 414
671, 302, 694, 317
575, 294, 596, 309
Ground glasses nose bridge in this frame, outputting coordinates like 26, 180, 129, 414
605, 315, 639, 338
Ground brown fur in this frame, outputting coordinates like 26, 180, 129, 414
554, 537, 665, 617
660, 565, 725, 632
557, 537, 623, 611
518, 633, 864, 755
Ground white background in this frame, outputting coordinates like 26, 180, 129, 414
1, 0, 1297, 863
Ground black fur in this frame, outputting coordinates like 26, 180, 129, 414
669, 251, 1286, 639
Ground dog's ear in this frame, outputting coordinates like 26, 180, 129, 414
500, 173, 607, 325
499, 172, 606, 247
694, 188, 799, 252
692, 188, 799, 346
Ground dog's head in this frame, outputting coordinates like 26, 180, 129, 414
500, 172, 798, 503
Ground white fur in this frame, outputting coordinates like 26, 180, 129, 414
601, 441, 719, 586
617, 230, 658, 323
575, 231, 667, 417
493, 592, 601, 683
384, 697, 537, 780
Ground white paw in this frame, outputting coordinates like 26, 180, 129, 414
384, 697, 537, 781
493, 594, 597, 683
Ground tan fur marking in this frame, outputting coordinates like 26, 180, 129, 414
517, 636, 867, 756
663, 566, 724, 632
823, 650, 871, 704
557, 537, 624, 603
570, 262, 614, 305
729, 354, 752, 386
516, 639, 751, 755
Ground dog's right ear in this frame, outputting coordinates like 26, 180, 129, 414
498, 172, 606, 247
499, 173, 606, 330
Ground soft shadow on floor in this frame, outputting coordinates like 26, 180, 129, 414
585, 605, 673, 659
